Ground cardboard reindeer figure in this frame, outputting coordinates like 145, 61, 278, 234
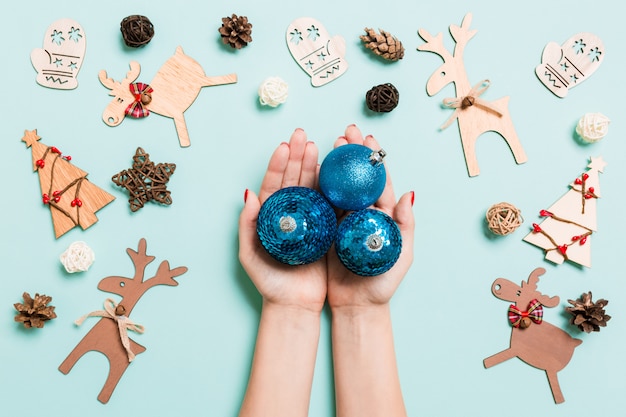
99, 46, 237, 147
417, 13, 527, 177
484, 267, 582, 404
59, 238, 188, 403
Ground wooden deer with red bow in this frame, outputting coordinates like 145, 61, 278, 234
99, 46, 237, 147
417, 13, 527, 177
59, 238, 188, 403
484, 267, 582, 404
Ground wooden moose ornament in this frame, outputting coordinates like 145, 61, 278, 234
99, 46, 237, 147
22, 129, 114, 238
417, 13, 527, 177
59, 238, 188, 403
484, 267, 582, 404
536, 32, 604, 98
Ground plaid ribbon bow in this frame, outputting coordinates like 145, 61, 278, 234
125, 82, 153, 118
508, 299, 543, 328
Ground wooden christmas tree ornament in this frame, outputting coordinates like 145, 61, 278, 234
536, 32, 604, 98
484, 268, 582, 404
31, 18, 86, 89
417, 13, 527, 177
22, 130, 115, 238
523, 157, 605, 268
286, 17, 348, 87
59, 238, 188, 404
99, 46, 237, 147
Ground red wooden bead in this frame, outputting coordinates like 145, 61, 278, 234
574, 178, 582, 185
558, 245, 568, 255
532, 223, 542, 233
571, 235, 580, 241
71, 198, 82, 207
64, 155, 72, 161
50, 146, 60, 154
582, 173, 589, 180
35, 159, 45, 168
42, 194, 50, 204
584, 193, 593, 199
588, 187, 595, 193
539, 210, 552, 217
580, 236, 587, 245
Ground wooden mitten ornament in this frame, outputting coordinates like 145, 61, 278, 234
22, 130, 114, 238
484, 268, 582, 404
59, 238, 188, 404
99, 46, 237, 147
31, 18, 85, 89
523, 157, 605, 267
286, 17, 348, 86
417, 13, 527, 177
536, 32, 604, 98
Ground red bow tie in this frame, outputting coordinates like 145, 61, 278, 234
508, 299, 543, 328
125, 82, 153, 118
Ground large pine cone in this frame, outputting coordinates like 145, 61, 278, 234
566, 291, 611, 333
360, 28, 404, 61
14, 292, 57, 328
218, 14, 252, 49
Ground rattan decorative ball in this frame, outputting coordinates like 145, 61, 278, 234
576, 112, 610, 143
120, 15, 155, 48
486, 202, 523, 236
366, 83, 399, 113
335, 209, 402, 276
257, 186, 337, 265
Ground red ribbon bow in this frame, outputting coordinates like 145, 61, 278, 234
508, 299, 543, 328
125, 82, 153, 118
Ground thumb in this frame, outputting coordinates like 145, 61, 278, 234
238, 189, 261, 261
393, 191, 415, 269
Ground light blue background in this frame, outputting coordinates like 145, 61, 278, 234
1, 1, 624, 415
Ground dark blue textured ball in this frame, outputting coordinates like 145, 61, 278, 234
335, 209, 402, 276
257, 186, 337, 265
319, 144, 386, 211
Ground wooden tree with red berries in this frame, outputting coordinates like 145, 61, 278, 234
22, 129, 115, 238
523, 157, 606, 267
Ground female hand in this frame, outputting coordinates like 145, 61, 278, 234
238, 128, 327, 313
326, 125, 415, 310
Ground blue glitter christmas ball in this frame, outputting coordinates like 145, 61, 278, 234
319, 144, 387, 211
335, 209, 402, 276
257, 186, 337, 265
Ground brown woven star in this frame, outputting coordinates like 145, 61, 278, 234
14, 292, 57, 328
112, 147, 176, 212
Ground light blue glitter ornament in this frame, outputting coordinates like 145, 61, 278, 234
257, 186, 337, 265
335, 209, 401, 276
319, 144, 387, 211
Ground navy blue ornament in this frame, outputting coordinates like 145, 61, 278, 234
257, 186, 337, 265
319, 144, 387, 211
335, 209, 401, 276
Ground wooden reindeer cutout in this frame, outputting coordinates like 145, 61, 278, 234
417, 13, 527, 177
59, 238, 188, 403
484, 267, 582, 404
99, 46, 237, 147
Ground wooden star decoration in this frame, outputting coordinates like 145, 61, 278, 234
112, 147, 176, 212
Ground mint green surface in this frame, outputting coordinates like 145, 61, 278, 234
1, 1, 624, 415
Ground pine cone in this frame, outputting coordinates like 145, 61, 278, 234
218, 14, 252, 49
566, 291, 611, 333
360, 28, 404, 61
14, 292, 57, 328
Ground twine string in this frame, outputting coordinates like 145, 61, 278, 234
440, 79, 503, 129
75, 298, 145, 362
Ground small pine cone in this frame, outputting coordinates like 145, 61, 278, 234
14, 292, 57, 328
566, 291, 611, 333
360, 28, 404, 61
218, 14, 253, 49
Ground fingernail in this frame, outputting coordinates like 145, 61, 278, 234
244, 189, 249, 203
365, 134, 373, 140
410, 191, 415, 206
347, 123, 356, 128
294, 127, 304, 132
280, 141, 289, 147
338, 135, 346, 140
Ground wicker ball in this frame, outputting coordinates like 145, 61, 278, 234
366, 83, 399, 113
576, 112, 610, 143
120, 15, 155, 48
486, 202, 523, 236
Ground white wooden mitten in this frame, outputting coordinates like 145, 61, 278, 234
536, 32, 604, 98
31, 18, 86, 90
286, 17, 347, 87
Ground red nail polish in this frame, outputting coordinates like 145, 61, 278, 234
244, 189, 249, 203
410, 191, 415, 206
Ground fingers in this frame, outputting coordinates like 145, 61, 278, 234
281, 128, 308, 188
392, 191, 415, 273
238, 189, 262, 264
259, 143, 290, 203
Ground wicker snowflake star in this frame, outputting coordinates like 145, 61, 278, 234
112, 147, 176, 212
